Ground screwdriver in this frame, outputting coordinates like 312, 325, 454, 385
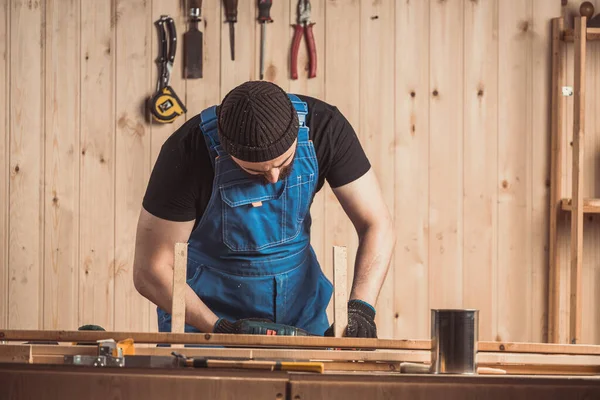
257, 0, 273, 80
223, 0, 238, 61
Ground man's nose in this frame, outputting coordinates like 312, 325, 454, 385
265, 169, 280, 183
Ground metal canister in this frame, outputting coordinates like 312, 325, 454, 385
430, 309, 479, 374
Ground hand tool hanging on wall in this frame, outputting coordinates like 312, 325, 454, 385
183, 0, 203, 79
149, 15, 187, 123
223, 0, 238, 60
257, 0, 273, 80
291, 0, 316, 79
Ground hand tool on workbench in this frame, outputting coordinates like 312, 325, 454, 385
172, 352, 324, 373
223, 0, 238, 60
213, 318, 313, 336
257, 0, 273, 80
291, 0, 316, 79
183, 0, 203, 79
149, 15, 187, 123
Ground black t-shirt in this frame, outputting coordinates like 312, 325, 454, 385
142, 95, 371, 225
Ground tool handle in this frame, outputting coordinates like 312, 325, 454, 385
305, 23, 317, 78
290, 24, 303, 80
223, 0, 239, 22
257, 0, 273, 23
155, 19, 168, 63
165, 17, 177, 63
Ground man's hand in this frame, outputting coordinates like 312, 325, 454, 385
324, 299, 378, 338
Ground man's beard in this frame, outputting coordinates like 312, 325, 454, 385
259, 157, 295, 184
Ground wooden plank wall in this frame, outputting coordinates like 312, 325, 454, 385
2, 0, 599, 344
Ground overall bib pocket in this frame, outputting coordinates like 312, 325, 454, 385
220, 179, 286, 251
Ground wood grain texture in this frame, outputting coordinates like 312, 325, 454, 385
171, 242, 187, 334
531, 0, 560, 344
255, 0, 289, 87
79, 0, 115, 330
497, 0, 533, 342
428, 0, 464, 310
44, 0, 80, 330
394, 0, 429, 340
333, 246, 347, 337
359, 0, 395, 339
9, 0, 44, 330
0, 0, 9, 329
462, 0, 498, 342
114, 0, 152, 333
323, 0, 360, 310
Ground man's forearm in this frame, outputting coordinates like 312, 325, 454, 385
134, 266, 219, 332
350, 220, 395, 307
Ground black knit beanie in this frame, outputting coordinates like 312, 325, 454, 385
217, 81, 299, 162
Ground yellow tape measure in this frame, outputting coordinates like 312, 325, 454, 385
149, 86, 187, 124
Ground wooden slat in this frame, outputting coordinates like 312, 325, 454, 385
9, 0, 44, 330
428, 0, 463, 310
549, 18, 565, 344
0, 330, 431, 350
462, 0, 498, 342
332, 246, 347, 337
478, 352, 600, 367
532, 0, 562, 345
288, 0, 327, 320
570, 16, 586, 345
393, 0, 429, 339
79, 0, 116, 330
171, 243, 187, 334
220, 0, 256, 97
479, 340, 600, 355
562, 27, 600, 41
497, 0, 533, 342
324, 0, 360, 304
359, 0, 395, 339
0, 344, 31, 363
477, 363, 600, 375
44, 0, 80, 331
114, 0, 152, 333
0, 0, 9, 329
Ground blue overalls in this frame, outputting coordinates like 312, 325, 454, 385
157, 94, 333, 336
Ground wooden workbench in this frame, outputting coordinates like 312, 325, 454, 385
1, 363, 600, 400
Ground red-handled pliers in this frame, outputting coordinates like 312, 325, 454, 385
291, 0, 316, 79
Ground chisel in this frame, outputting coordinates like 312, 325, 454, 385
257, 0, 273, 80
184, 0, 203, 79
223, 0, 238, 61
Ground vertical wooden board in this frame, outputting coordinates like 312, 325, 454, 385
497, 0, 533, 342
288, 0, 327, 317
79, 0, 115, 330
428, 0, 463, 311
530, 0, 561, 344
220, 0, 256, 98
359, 0, 394, 339
394, 0, 429, 340
44, 0, 80, 330
9, 0, 44, 329
114, 0, 152, 332
324, 0, 359, 310
254, 0, 289, 87
151, 1, 187, 165
462, 0, 498, 342
0, 0, 9, 328
185, 0, 221, 116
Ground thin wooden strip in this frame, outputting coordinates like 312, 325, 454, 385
548, 18, 565, 344
0, 330, 430, 350
324, 362, 401, 373
0, 345, 32, 363
477, 352, 600, 367
478, 363, 600, 375
570, 15, 586, 345
478, 341, 600, 355
171, 243, 187, 335
333, 246, 347, 337
0, 0, 9, 329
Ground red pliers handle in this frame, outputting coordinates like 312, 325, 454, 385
291, 0, 316, 79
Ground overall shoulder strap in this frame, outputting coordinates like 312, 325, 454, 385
287, 94, 309, 143
200, 106, 226, 159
